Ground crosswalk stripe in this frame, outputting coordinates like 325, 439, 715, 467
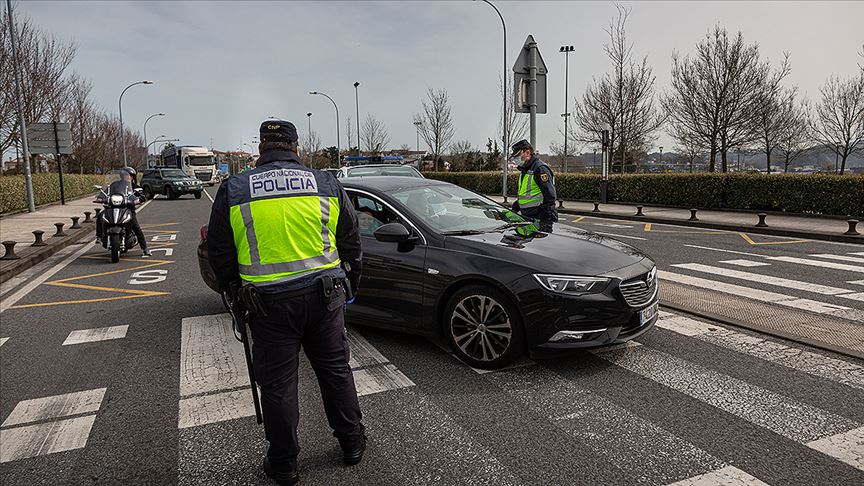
178, 389, 255, 429
347, 328, 415, 396
812, 254, 864, 264
591, 344, 858, 444
683, 245, 762, 257
0, 337, 8, 347
660, 271, 864, 322
1, 388, 106, 427
806, 426, 864, 471
486, 365, 725, 484
656, 314, 864, 391
0, 415, 97, 463
838, 292, 864, 302
179, 314, 247, 398
767, 256, 864, 273
851, 252, 864, 256
849, 280, 864, 286
664, 465, 770, 486
719, 259, 771, 267
672, 263, 853, 295
62, 325, 129, 346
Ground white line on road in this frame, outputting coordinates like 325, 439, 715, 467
62, 325, 129, 346
203, 187, 215, 203
0, 242, 94, 313
178, 388, 255, 429
656, 313, 864, 390
0, 244, 81, 299
0, 337, 8, 347
811, 254, 864, 264
591, 344, 858, 443
1, 388, 106, 427
719, 259, 771, 267
0, 415, 97, 463
768, 256, 864, 274
849, 280, 864, 286
671, 263, 855, 295
594, 231, 646, 241
806, 426, 864, 471
664, 465, 770, 486
683, 245, 762, 257
347, 328, 415, 396
659, 271, 864, 322
179, 314, 247, 397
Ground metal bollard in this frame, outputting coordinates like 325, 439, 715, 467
84, 211, 93, 223
755, 213, 768, 227
593, 202, 600, 212
558, 199, 564, 209
1, 241, 19, 260
54, 223, 68, 237
70, 216, 82, 229
32, 230, 46, 247
689, 209, 699, 221
635, 205, 644, 217
845, 219, 860, 236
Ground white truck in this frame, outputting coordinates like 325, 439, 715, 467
158, 145, 218, 186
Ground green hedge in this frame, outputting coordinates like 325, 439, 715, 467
0, 174, 104, 214
424, 172, 864, 217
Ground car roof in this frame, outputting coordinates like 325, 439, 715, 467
344, 164, 418, 170
340, 176, 445, 192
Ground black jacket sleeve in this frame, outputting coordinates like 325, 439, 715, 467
335, 184, 362, 286
207, 183, 239, 291
534, 165, 558, 221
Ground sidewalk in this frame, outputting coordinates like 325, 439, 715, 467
0, 195, 99, 283
487, 196, 864, 244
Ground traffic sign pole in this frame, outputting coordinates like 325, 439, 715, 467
53, 121, 65, 205
528, 38, 537, 148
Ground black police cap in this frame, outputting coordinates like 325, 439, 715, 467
510, 139, 533, 157
260, 120, 298, 144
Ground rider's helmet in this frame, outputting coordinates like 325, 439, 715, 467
120, 166, 137, 178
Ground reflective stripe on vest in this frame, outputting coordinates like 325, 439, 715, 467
518, 171, 543, 208
230, 195, 340, 285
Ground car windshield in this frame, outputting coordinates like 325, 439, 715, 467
393, 184, 528, 234
188, 155, 214, 166
347, 166, 420, 178
161, 169, 186, 178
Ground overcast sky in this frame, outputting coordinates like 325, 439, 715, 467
13, 0, 864, 156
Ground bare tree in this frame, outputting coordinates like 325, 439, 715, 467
809, 74, 864, 174
777, 99, 811, 172
571, 5, 664, 173
360, 114, 390, 153
665, 26, 789, 172
345, 114, 354, 154
498, 75, 528, 147
447, 140, 481, 171
414, 87, 455, 171
753, 87, 797, 173
301, 130, 322, 164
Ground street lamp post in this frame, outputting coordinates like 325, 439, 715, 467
560, 45, 574, 173
413, 121, 422, 152
592, 149, 597, 173
119, 80, 153, 168
658, 146, 663, 172
143, 113, 165, 157
309, 91, 340, 167
306, 112, 312, 138
836, 145, 841, 174
354, 82, 361, 156
478, 0, 509, 201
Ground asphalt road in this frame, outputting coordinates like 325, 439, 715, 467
1, 186, 862, 485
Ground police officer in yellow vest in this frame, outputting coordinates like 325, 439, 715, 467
206, 120, 365, 485
510, 139, 558, 228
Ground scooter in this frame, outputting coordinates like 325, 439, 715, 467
95, 186, 144, 263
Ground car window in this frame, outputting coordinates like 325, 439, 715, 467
351, 194, 400, 237
393, 185, 527, 233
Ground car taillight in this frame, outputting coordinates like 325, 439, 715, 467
200, 225, 208, 241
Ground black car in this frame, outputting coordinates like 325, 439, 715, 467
140, 168, 204, 200
198, 177, 658, 369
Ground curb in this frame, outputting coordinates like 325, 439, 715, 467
559, 208, 864, 244
0, 224, 95, 285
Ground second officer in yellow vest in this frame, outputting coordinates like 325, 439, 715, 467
510, 139, 558, 228
206, 120, 365, 485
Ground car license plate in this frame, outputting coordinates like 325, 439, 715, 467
639, 302, 658, 325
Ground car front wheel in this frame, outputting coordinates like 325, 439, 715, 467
444, 284, 524, 370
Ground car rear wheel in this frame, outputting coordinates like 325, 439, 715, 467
143, 186, 153, 199
194, 191, 202, 199
444, 284, 524, 370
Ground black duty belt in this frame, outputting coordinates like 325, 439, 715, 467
259, 283, 321, 301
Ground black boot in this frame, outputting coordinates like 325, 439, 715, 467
263, 457, 299, 485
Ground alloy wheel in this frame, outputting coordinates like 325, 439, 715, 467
450, 294, 512, 362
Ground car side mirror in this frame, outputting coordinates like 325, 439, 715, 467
373, 222, 412, 243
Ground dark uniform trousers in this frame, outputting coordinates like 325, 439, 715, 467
251, 284, 364, 470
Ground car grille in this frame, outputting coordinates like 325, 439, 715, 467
618, 273, 657, 307
194, 171, 211, 181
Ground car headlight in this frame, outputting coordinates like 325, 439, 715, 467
533, 274, 610, 295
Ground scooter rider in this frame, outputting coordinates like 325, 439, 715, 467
96, 167, 150, 257
509, 139, 558, 228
